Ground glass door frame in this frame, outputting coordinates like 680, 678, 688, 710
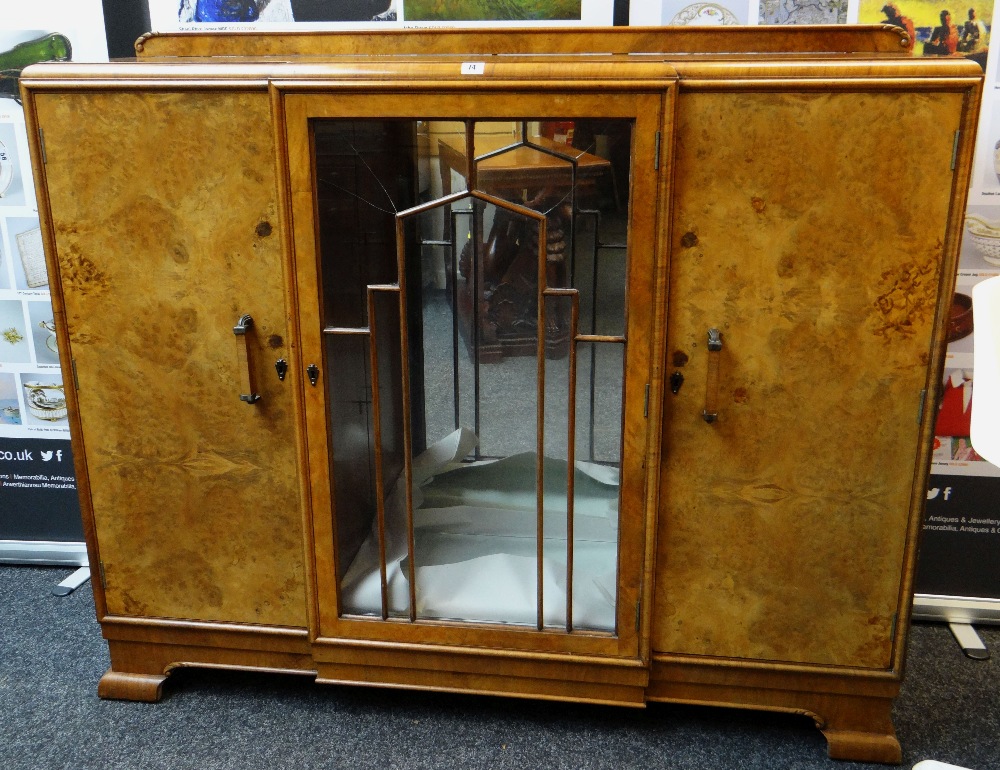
281, 89, 664, 660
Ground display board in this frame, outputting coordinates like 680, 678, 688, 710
0, 5, 108, 562
899, 0, 1000, 622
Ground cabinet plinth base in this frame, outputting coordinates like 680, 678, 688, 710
313, 639, 648, 707
648, 655, 903, 764
93, 626, 910, 762
95, 617, 315, 702
98, 669, 168, 702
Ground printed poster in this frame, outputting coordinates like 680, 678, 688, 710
150, 0, 615, 28
0, 6, 108, 545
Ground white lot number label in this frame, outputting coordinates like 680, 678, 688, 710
461, 62, 485, 75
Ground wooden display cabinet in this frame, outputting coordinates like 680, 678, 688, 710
20, 26, 982, 763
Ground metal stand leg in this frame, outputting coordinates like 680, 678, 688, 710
948, 622, 990, 660
52, 566, 90, 597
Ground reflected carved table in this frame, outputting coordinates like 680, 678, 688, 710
437, 134, 612, 361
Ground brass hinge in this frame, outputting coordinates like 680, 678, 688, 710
71, 359, 80, 391
917, 389, 927, 425
635, 599, 642, 631
644, 383, 650, 418
654, 131, 661, 171
951, 130, 961, 171
98, 561, 107, 590
39, 128, 47, 164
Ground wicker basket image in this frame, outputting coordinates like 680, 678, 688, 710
965, 215, 1000, 266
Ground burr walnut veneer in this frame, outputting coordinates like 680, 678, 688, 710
21, 26, 982, 764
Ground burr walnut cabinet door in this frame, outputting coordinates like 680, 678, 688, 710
31, 90, 308, 628
654, 87, 969, 669
283, 91, 664, 659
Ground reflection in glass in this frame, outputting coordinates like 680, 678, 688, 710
317, 119, 631, 632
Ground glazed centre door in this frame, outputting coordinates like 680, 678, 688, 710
283, 91, 662, 659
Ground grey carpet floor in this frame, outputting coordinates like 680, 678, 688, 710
1, 565, 997, 770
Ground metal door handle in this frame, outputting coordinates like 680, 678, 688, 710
703, 328, 722, 423
233, 314, 261, 404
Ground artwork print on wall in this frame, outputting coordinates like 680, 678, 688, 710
180, 0, 583, 21
758, 0, 847, 25
179, 0, 398, 22
858, 0, 992, 67
405, 0, 582, 20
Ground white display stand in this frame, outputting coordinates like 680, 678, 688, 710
912, 595, 999, 659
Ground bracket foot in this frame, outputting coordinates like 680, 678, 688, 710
97, 668, 168, 702
823, 727, 902, 764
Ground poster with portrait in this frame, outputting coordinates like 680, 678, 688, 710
859, 0, 991, 64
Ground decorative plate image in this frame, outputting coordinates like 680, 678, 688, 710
670, 2, 738, 25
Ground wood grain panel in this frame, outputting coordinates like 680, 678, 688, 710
653, 88, 964, 668
35, 90, 307, 628
134, 26, 912, 59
